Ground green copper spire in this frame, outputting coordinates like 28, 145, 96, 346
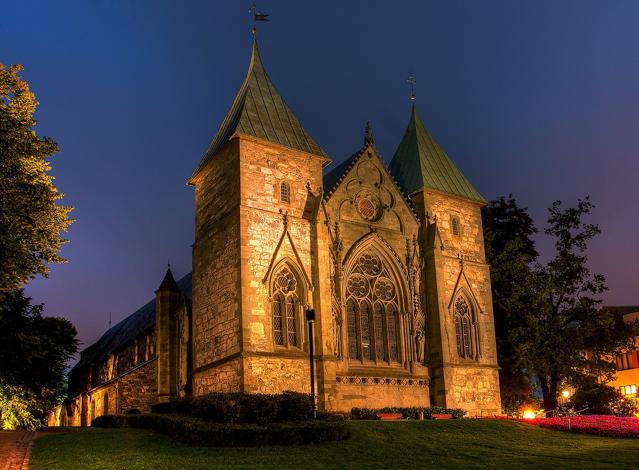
389, 104, 485, 203
191, 39, 327, 181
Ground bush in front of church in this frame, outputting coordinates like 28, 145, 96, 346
151, 391, 320, 425
91, 415, 128, 427
350, 406, 466, 420
92, 412, 350, 446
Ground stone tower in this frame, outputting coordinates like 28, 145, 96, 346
155, 267, 192, 401
389, 104, 501, 416
188, 39, 331, 396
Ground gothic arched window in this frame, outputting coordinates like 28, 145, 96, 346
271, 264, 301, 348
345, 250, 402, 363
454, 296, 475, 359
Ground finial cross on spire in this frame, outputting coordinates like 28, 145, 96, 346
249, 4, 269, 36
407, 73, 416, 101
364, 121, 375, 146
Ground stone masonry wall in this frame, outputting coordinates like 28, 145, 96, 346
237, 137, 326, 393
243, 356, 311, 394
192, 140, 242, 393
193, 358, 242, 394
118, 359, 158, 413
415, 189, 501, 415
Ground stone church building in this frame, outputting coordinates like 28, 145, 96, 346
49, 39, 501, 426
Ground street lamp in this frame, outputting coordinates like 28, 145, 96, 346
306, 308, 316, 419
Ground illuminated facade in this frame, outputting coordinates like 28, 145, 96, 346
49, 38, 502, 426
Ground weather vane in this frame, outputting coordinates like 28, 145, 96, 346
407, 73, 416, 101
249, 4, 269, 36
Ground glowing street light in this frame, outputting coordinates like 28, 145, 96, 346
522, 409, 536, 419
562, 390, 570, 399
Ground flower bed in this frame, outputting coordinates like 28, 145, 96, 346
522, 415, 639, 438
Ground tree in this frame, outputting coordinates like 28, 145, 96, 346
0, 289, 78, 429
0, 64, 72, 296
482, 196, 539, 413
510, 198, 635, 412
484, 196, 637, 414
569, 378, 638, 416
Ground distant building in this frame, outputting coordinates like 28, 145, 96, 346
48, 38, 501, 426
606, 307, 639, 400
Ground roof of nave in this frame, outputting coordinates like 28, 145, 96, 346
389, 104, 486, 203
190, 39, 328, 182
71, 272, 192, 374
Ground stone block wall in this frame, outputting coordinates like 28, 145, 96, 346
328, 378, 430, 412
447, 366, 501, 417
118, 359, 158, 413
413, 189, 501, 415
193, 358, 242, 394
48, 359, 159, 427
192, 140, 242, 392
243, 355, 311, 394
238, 137, 324, 355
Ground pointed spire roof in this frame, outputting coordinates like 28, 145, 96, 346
157, 268, 179, 293
389, 104, 485, 203
190, 39, 328, 181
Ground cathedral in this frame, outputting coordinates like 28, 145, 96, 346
49, 38, 501, 427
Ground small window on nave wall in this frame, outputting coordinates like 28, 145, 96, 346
116, 343, 136, 375
270, 264, 302, 348
451, 215, 461, 237
148, 331, 157, 357
345, 250, 401, 364
96, 361, 109, 384
280, 181, 291, 203
137, 335, 147, 363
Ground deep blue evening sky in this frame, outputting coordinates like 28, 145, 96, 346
2, 1, 638, 352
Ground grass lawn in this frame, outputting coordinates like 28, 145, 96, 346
31, 419, 639, 469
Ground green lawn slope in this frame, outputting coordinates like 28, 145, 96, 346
31, 419, 639, 469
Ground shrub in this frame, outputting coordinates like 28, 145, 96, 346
569, 380, 637, 416
278, 391, 313, 421
163, 391, 312, 424
150, 402, 174, 414
91, 415, 128, 428
114, 413, 349, 446
315, 410, 346, 421
523, 415, 639, 438
350, 408, 380, 420
151, 396, 193, 415
350, 406, 466, 420
124, 408, 141, 415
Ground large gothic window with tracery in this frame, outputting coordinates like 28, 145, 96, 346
271, 265, 300, 348
346, 251, 401, 363
454, 296, 475, 359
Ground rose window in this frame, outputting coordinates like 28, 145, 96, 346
355, 192, 381, 222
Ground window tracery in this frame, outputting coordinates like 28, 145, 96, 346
346, 250, 401, 363
271, 264, 300, 348
280, 182, 291, 203
451, 216, 461, 236
454, 296, 475, 359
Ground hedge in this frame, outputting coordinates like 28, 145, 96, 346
350, 406, 466, 420
91, 413, 350, 446
150, 391, 316, 424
